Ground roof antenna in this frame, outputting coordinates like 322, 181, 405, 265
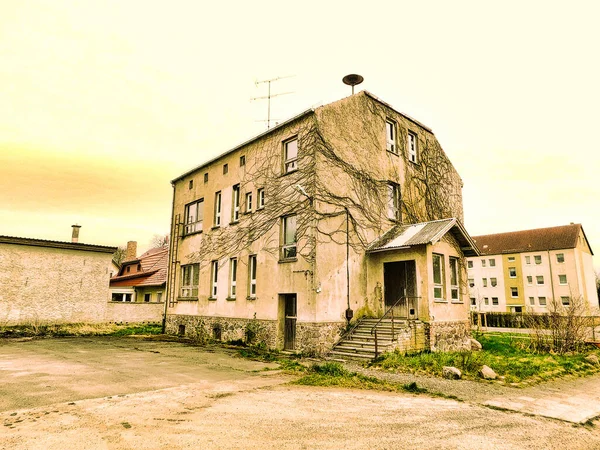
251, 75, 295, 130
342, 74, 364, 95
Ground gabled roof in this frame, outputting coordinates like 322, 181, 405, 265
0, 235, 116, 254
171, 90, 436, 183
472, 224, 593, 256
367, 218, 480, 257
110, 246, 168, 288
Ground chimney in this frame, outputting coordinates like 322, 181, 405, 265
71, 224, 81, 243
125, 241, 137, 261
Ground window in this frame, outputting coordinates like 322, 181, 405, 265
492, 297, 499, 306
468, 278, 474, 288
223, 164, 228, 175
556, 253, 565, 263
180, 264, 199, 298
281, 215, 297, 259
189, 180, 193, 190
248, 255, 257, 298
484, 297, 489, 305
508, 256, 515, 262
536, 275, 544, 285
482, 278, 488, 287
534, 255, 542, 265
387, 183, 400, 221
490, 277, 497, 287
561, 296, 570, 306
240, 155, 246, 166
511, 287, 519, 298
489, 258, 496, 267
385, 120, 397, 154
470, 298, 476, 306
527, 275, 533, 285
257, 188, 265, 208
157, 292, 163, 303
184, 199, 204, 234
432, 253, 445, 300
232, 184, 240, 222
111, 292, 132, 302
284, 137, 298, 173
539, 296, 547, 306
529, 296, 535, 306
210, 261, 218, 298
559, 274, 567, 285
214, 191, 222, 226
511, 306, 522, 313
509, 267, 517, 278
229, 258, 237, 299
407, 131, 417, 163
126, 266, 130, 273
245, 192, 253, 213
204, 173, 208, 183
144, 293, 151, 302
481, 259, 486, 267
449, 257, 460, 301
467, 260, 473, 269
525, 256, 531, 265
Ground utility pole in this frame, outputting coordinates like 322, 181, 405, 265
251, 75, 294, 129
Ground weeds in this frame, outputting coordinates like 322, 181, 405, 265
0, 322, 162, 338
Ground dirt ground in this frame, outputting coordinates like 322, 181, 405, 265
2, 337, 600, 449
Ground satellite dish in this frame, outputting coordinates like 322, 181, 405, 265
342, 74, 364, 94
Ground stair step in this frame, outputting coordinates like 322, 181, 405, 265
329, 351, 374, 360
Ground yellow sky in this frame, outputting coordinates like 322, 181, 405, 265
1, 0, 599, 269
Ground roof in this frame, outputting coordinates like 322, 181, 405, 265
110, 246, 168, 288
171, 90, 435, 184
472, 223, 593, 256
0, 235, 117, 254
367, 218, 480, 257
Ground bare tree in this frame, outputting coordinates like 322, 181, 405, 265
112, 246, 126, 266
150, 234, 170, 248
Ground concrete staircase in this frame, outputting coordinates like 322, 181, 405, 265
329, 318, 407, 361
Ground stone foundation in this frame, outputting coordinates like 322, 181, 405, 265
166, 314, 344, 355
428, 320, 471, 352
386, 321, 429, 353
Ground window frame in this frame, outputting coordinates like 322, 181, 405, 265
536, 275, 544, 285
223, 164, 228, 175
245, 192, 253, 213
561, 296, 570, 306
180, 263, 199, 298
534, 255, 542, 265
144, 293, 151, 302
387, 182, 400, 221
492, 297, 499, 306
556, 253, 565, 263
257, 188, 265, 209
525, 256, 531, 265
184, 199, 204, 235
449, 256, 460, 301
508, 267, 517, 278
482, 278, 488, 287
432, 253, 445, 301
385, 120, 398, 154
240, 155, 246, 167
281, 215, 298, 260
210, 260, 218, 298
489, 258, 496, 267
407, 130, 418, 163
558, 274, 567, 285
511, 287, 519, 298
231, 184, 240, 222
490, 277, 497, 287
538, 296, 547, 306
248, 254, 257, 299
229, 258, 237, 299
283, 137, 298, 173
467, 260, 473, 269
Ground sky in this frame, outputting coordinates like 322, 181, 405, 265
0, 0, 599, 270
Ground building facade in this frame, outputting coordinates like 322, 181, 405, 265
467, 224, 598, 313
166, 91, 478, 353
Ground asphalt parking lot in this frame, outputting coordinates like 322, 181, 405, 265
2, 337, 600, 449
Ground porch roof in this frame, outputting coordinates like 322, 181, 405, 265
366, 218, 480, 257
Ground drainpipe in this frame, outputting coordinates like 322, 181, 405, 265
162, 183, 177, 334
345, 207, 353, 323
547, 250, 556, 306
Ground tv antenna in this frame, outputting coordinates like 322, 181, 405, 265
342, 74, 364, 95
251, 75, 295, 129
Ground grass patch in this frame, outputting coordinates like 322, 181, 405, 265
370, 333, 600, 384
0, 322, 163, 338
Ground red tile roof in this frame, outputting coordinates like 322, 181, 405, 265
110, 246, 168, 287
472, 224, 592, 256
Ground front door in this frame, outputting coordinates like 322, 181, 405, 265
383, 261, 417, 318
283, 294, 297, 350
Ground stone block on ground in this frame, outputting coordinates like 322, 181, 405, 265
470, 338, 482, 351
585, 354, 599, 365
480, 365, 497, 380
442, 366, 462, 380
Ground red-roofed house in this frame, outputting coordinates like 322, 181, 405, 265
107, 241, 167, 322
467, 224, 598, 313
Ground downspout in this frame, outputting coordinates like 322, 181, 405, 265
345, 207, 353, 322
547, 250, 556, 306
162, 182, 177, 334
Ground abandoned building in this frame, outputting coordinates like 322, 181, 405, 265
0, 226, 116, 325
467, 224, 598, 314
107, 241, 167, 323
165, 90, 479, 356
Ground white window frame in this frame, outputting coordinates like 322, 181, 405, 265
490, 277, 497, 287
257, 188, 265, 209
433, 253, 445, 301
248, 255, 257, 298
529, 296, 535, 306
511, 287, 519, 298
245, 192, 253, 213
387, 182, 400, 221
281, 215, 298, 260
492, 297, 499, 306
407, 131, 417, 163
489, 258, 496, 267
449, 257, 460, 301
232, 184, 240, 222
210, 260, 218, 298
538, 296, 547, 306
180, 263, 199, 298
468, 278, 475, 288
534, 255, 542, 265
561, 296, 570, 306
525, 256, 531, 265
482, 278, 488, 287
509, 267, 517, 278
229, 258, 237, 299
558, 274, 567, 285
467, 260, 473, 269
481, 259, 486, 267
386, 120, 397, 154
214, 191, 222, 227
527, 275, 533, 285
508, 256, 515, 262
284, 137, 298, 173
536, 275, 544, 285
184, 199, 204, 235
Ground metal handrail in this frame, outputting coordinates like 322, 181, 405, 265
370, 296, 421, 358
